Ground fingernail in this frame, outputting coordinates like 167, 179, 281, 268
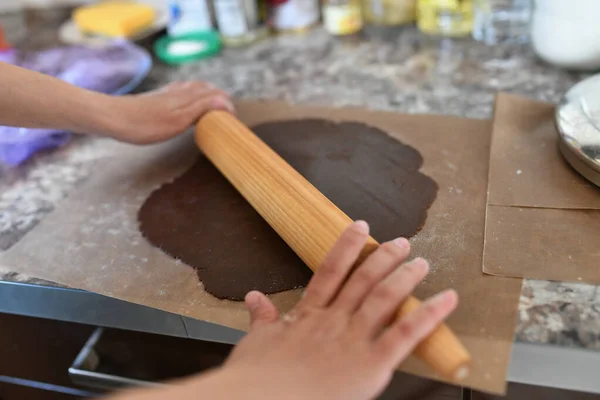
354, 220, 369, 234
245, 291, 261, 310
445, 289, 458, 301
225, 99, 236, 113
406, 257, 429, 273
213, 97, 235, 113
393, 237, 409, 249
211, 97, 224, 108
413, 257, 427, 265
433, 289, 456, 303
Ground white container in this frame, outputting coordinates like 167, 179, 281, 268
168, 0, 213, 36
272, 0, 319, 32
531, 0, 600, 71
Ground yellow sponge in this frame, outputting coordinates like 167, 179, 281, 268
73, 1, 156, 38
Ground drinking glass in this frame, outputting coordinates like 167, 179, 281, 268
472, 0, 532, 44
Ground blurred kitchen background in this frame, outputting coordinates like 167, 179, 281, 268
1, 0, 537, 45
3, 0, 597, 69
1, 0, 599, 166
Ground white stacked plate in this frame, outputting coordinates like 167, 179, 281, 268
556, 74, 600, 187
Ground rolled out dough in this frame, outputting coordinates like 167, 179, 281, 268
138, 119, 438, 300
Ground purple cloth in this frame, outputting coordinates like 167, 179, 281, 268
0, 41, 151, 166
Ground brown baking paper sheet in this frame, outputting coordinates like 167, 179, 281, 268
0, 102, 521, 394
484, 93, 600, 283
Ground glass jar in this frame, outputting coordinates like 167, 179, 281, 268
323, 0, 363, 36
270, 0, 320, 33
212, 0, 269, 46
416, 0, 473, 37
472, 0, 531, 45
362, 0, 416, 26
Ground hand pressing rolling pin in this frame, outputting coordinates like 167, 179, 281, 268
0, 63, 458, 399
0, 62, 234, 144
108, 222, 457, 400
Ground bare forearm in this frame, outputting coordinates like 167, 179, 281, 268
0, 61, 233, 144
105, 369, 270, 400
0, 62, 117, 134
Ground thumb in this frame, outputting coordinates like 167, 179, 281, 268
245, 291, 279, 329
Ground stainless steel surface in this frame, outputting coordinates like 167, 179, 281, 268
556, 73, 600, 187
182, 316, 245, 344
69, 328, 166, 391
508, 342, 600, 394
0, 281, 244, 342
0, 281, 189, 337
0, 375, 100, 398
1, 280, 600, 394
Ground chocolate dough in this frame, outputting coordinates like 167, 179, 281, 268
138, 119, 438, 300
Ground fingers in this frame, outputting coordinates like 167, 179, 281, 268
163, 81, 234, 115
183, 89, 234, 119
245, 291, 279, 329
376, 289, 458, 367
350, 258, 429, 338
161, 81, 212, 94
208, 94, 235, 114
332, 237, 411, 313
188, 84, 230, 106
294, 221, 369, 311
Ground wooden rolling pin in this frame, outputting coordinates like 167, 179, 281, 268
195, 111, 471, 381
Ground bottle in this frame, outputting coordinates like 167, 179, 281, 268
168, 0, 215, 36
323, 0, 363, 36
212, 0, 269, 46
472, 0, 531, 45
417, 0, 473, 37
0, 26, 10, 51
270, 0, 320, 33
362, 0, 416, 27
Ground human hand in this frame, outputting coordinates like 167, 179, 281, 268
105, 81, 233, 144
221, 220, 458, 400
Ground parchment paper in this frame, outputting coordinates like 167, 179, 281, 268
0, 102, 521, 394
484, 93, 600, 283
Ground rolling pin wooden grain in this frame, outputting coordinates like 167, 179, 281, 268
194, 111, 471, 381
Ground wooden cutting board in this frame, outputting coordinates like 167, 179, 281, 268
0, 101, 522, 394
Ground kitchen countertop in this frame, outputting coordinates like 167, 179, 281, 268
1, 10, 600, 352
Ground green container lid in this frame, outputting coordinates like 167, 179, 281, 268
154, 31, 221, 65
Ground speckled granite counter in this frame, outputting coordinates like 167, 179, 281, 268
1, 11, 599, 351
